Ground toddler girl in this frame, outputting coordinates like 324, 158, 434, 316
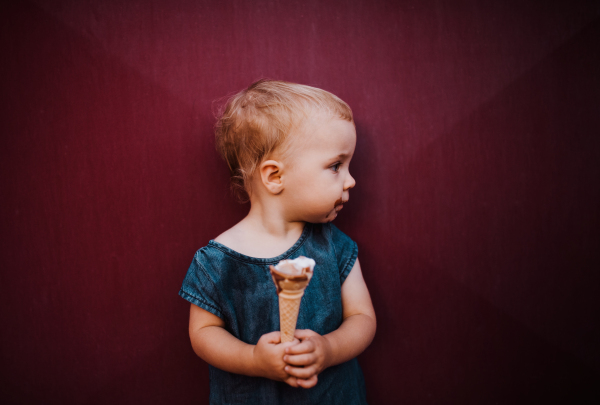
179, 79, 376, 404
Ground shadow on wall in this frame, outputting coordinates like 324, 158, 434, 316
355, 17, 600, 404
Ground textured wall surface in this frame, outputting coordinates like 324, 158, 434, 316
1, 1, 599, 403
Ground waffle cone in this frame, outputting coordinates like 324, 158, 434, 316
278, 295, 302, 343
269, 258, 314, 343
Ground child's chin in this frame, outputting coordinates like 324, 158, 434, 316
325, 213, 338, 223
307, 210, 338, 223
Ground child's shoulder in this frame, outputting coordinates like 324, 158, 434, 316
212, 220, 268, 257
213, 224, 244, 251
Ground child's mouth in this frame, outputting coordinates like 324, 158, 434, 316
333, 198, 347, 212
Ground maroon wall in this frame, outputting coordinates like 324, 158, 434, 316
1, 1, 599, 403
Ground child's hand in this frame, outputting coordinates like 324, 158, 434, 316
253, 331, 300, 387
283, 329, 333, 389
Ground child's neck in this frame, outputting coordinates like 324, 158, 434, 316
246, 199, 304, 236
214, 198, 305, 259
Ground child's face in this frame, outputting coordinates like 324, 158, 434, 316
282, 115, 357, 223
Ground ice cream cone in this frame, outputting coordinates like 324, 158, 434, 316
270, 257, 315, 343
277, 291, 304, 342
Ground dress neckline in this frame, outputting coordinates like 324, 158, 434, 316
207, 223, 311, 264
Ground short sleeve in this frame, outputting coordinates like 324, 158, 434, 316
178, 251, 223, 318
329, 224, 358, 284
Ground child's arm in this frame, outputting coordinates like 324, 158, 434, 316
282, 258, 376, 388
188, 304, 310, 387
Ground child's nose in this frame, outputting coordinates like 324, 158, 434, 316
344, 173, 356, 190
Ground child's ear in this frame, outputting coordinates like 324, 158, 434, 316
259, 160, 284, 195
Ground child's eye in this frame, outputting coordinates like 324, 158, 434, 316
331, 162, 341, 172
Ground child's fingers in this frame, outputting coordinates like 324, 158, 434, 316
284, 338, 315, 355
297, 375, 318, 389
280, 338, 300, 348
285, 364, 318, 380
283, 352, 316, 367
283, 376, 299, 388
294, 329, 317, 340
260, 331, 282, 344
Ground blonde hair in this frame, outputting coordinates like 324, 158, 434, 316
214, 79, 353, 201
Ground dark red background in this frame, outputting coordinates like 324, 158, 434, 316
1, 1, 599, 403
